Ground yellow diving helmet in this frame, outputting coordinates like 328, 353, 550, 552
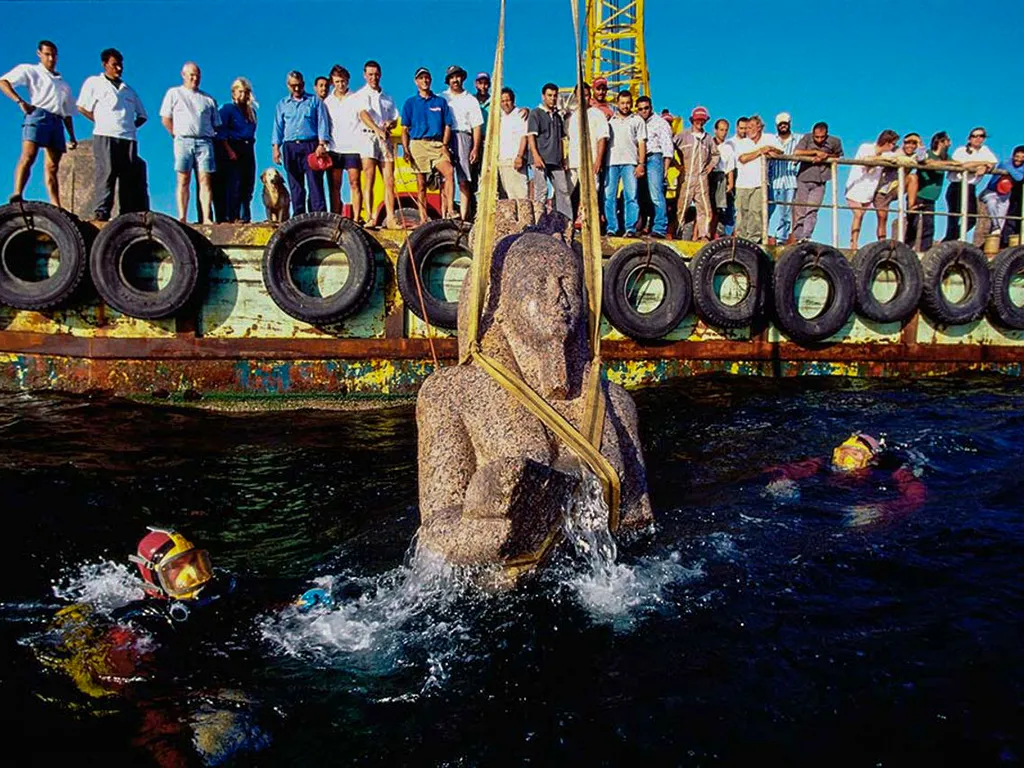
830, 432, 883, 472
129, 527, 213, 600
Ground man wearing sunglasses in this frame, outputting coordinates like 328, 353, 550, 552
943, 127, 997, 242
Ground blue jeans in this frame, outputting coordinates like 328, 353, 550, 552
645, 153, 667, 235
282, 139, 326, 216
605, 164, 639, 234
768, 186, 796, 240
22, 108, 65, 152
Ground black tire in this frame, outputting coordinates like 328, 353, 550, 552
602, 243, 692, 341
690, 237, 769, 328
773, 242, 855, 343
262, 212, 376, 324
396, 219, 471, 329
987, 245, 1024, 329
89, 211, 198, 319
851, 240, 923, 323
920, 241, 990, 325
0, 201, 86, 310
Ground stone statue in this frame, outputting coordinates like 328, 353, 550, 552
415, 200, 652, 575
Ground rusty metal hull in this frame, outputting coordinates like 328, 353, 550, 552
1, 223, 1022, 405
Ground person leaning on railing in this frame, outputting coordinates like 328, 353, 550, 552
790, 122, 843, 242
844, 129, 899, 251
978, 146, 1024, 247
877, 133, 924, 243
733, 114, 782, 244
907, 131, 951, 252
942, 127, 996, 242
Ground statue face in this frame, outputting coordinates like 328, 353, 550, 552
502, 244, 584, 349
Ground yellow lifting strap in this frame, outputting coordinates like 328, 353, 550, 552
460, 0, 622, 563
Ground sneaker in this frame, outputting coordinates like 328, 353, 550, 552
623, 230, 637, 238
8, 194, 23, 204
650, 231, 667, 239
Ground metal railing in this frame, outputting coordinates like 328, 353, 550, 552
755, 153, 1023, 249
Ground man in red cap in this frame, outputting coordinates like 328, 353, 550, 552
672, 105, 719, 240
589, 78, 614, 119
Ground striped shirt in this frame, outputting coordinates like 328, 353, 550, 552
769, 132, 803, 190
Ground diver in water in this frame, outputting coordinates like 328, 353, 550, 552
765, 432, 927, 526
33, 527, 271, 767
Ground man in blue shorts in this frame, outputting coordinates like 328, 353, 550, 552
159, 61, 220, 223
0, 40, 77, 207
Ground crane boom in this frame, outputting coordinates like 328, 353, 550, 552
585, 0, 649, 98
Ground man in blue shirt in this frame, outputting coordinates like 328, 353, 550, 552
400, 67, 455, 221
271, 70, 330, 216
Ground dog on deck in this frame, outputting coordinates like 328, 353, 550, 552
261, 168, 290, 223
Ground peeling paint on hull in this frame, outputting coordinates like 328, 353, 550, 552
2, 223, 1023, 407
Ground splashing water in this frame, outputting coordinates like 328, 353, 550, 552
559, 471, 702, 628
259, 549, 492, 695
51, 560, 146, 615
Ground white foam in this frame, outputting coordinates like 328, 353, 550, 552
51, 560, 146, 614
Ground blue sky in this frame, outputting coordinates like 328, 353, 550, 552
1, 0, 1021, 241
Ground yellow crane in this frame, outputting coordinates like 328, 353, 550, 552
584, 0, 650, 97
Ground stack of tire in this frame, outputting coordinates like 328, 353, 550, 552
599, 236, 1024, 342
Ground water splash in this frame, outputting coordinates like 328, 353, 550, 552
259, 550, 489, 695
51, 560, 146, 615
559, 472, 702, 628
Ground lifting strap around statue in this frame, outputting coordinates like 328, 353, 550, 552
460, 0, 622, 573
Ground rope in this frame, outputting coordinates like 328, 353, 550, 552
455, 0, 622, 574
406, 228, 439, 369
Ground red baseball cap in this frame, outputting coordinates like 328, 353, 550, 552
307, 151, 333, 172
592, 77, 608, 88
690, 106, 710, 122
996, 176, 1013, 195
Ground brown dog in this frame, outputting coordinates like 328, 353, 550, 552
261, 168, 290, 223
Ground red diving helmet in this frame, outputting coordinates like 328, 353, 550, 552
129, 527, 213, 600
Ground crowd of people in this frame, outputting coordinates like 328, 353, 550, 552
3, 39, 1022, 250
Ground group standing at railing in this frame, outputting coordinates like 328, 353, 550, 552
3, 39, 1021, 252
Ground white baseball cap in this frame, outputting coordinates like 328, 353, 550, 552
775, 112, 792, 125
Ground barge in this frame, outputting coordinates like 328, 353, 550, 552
0, 201, 1022, 408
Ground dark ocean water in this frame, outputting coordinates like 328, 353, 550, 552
1, 376, 1022, 766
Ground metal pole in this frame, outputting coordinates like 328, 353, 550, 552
897, 166, 906, 243
959, 174, 969, 242
761, 155, 769, 245
831, 161, 839, 248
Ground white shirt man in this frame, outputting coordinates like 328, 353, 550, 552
950, 143, 997, 185
497, 92, 529, 199
734, 131, 782, 189
566, 106, 609, 175
352, 82, 399, 161
159, 85, 219, 138
76, 51, 148, 220
441, 87, 484, 134
324, 90, 363, 156
2, 62, 74, 118
607, 110, 646, 167
77, 73, 146, 141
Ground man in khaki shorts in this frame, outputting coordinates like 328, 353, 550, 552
401, 67, 456, 221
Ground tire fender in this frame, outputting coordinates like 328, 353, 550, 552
89, 211, 198, 319
0, 201, 87, 310
851, 239, 923, 324
690, 237, 769, 328
602, 242, 692, 341
920, 241, 990, 325
262, 212, 376, 325
773, 242, 855, 343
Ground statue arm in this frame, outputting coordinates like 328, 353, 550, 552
416, 374, 477, 521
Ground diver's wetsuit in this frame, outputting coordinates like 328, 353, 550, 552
766, 453, 926, 524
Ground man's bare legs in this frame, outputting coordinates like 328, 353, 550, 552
347, 167, 362, 221
328, 167, 343, 214
414, 174, 429, 222
361, 158, 378, 225
12, 141, 39, 202
381, 160, 398, 228
41, 146, 63, 207
197, 172, 214, 223
176, 171, 191, 222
